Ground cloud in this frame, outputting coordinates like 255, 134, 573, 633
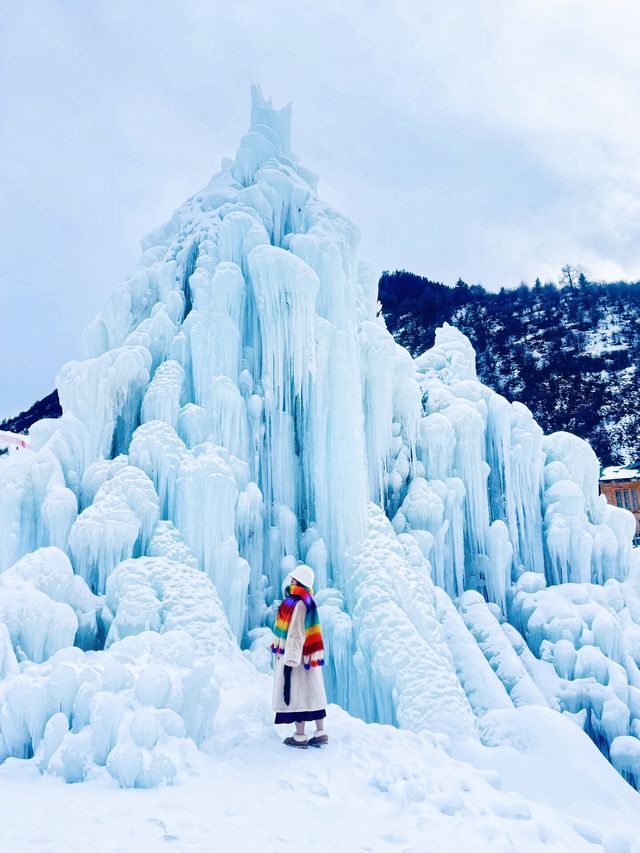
1, 0, 639, 414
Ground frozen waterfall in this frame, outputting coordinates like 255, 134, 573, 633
1, 85, 639, 789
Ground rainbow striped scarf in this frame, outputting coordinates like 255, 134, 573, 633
271, 584, 325, 669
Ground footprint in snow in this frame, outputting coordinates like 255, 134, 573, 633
381, 833, 407, 845
404, 780, 425, 802
147, 818, 180, 842
307, 781, 329, 797
437, 794, 464, 815
490, 800, 532, 821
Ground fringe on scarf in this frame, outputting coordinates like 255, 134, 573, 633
271, 583, 325, 669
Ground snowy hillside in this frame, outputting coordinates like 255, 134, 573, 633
1, 87, 640, 850
380, 270, 640, 466
0, 390, 61, 442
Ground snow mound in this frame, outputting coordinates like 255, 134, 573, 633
0, 629, 218, 787
456, 704, 640, 840
508, 559, 640, 759
104, 554, 239, 663
0, 547, 102, 660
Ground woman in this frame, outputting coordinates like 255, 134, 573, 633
271, 564, 328, 749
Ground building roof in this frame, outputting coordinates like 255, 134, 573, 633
600, 464, 640, 482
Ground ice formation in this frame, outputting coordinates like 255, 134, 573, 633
1, 86, 640, 793
0, 630, 218, 786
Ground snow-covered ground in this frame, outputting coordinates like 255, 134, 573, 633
2, 677, 639, 853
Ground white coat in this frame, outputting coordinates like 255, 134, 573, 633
272, 600, 327, 714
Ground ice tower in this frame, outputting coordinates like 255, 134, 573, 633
2, 86, 640, 789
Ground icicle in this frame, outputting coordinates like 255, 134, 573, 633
359, 321, 396, 505
141, 360, 185, 428
486, 520, 512, 613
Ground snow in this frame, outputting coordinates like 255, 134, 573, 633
69, 492, 140, 595
508, 557, 640, 757
2, 84, 640, 845
105, 554, 238, 661
0, 630, 218, 781
458, 591, 548, 707
584, 317, 628, 358
2, 686, 639, 853
455, 704, 640, 837
348, 503, 476, 737
602, 464, 640, 481
140, 359, 185, 428
0, 547, 102, 657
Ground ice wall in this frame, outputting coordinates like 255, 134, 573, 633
1, 86, 639, 786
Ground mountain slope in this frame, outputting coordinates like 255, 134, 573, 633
379, 271, 640, 466
0, 390, 61, 435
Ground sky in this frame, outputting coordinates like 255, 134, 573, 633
2, 0, 640, 418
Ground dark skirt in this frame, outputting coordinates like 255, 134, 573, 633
274, 709, 327, 724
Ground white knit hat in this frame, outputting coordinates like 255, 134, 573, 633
291, 564, 314, 590
281, 572, 293, 598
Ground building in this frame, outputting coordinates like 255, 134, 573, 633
600, 464, 640, 545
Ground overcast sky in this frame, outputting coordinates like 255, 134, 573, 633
2, 1, 640, 418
